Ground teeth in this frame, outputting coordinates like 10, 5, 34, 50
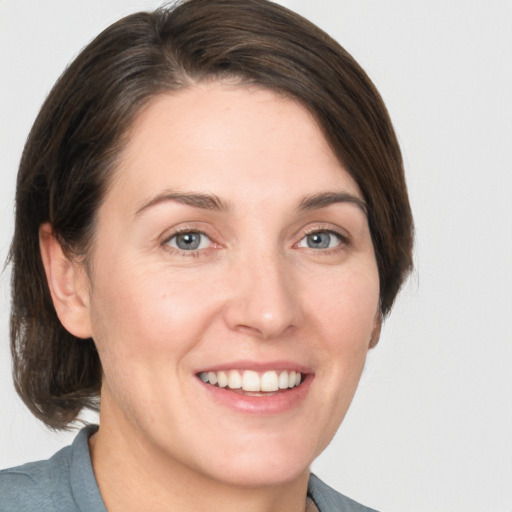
228, 370, 242, 389
278, 371, 289, 389
217, 371, 228, 388
198, 369, 303, 392
261, 371, 279, 392
242, 370, 260, 392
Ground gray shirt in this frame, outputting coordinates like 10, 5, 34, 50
0, 425, 378, 511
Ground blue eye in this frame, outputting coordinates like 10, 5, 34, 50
298, 231, 342, 249
167, 232, 211, 251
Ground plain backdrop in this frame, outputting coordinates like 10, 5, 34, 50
1, 1, 511, 511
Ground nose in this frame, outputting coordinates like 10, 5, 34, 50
223, 252, 302, 340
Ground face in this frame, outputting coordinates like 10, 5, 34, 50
83, 83, 380, 488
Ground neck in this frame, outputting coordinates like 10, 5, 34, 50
89, 419, 311, 512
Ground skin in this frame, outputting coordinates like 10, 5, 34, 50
40, 82, 381, 512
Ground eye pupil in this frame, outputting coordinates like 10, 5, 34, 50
307, 232, 331, 249
176, 233, 201, 250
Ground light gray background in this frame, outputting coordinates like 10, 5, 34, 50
1, 1, 511, 511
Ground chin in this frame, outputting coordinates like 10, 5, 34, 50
192, 432, 317, 489
212, 458, 310, 489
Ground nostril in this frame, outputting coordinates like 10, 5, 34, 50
222, 268, 301, 340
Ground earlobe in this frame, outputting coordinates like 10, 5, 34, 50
39, 223, 93, 339
368, 312, 382, 349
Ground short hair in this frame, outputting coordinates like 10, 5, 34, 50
9, 0, 413, 429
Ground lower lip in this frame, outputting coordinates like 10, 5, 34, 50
197, 374, 313, 415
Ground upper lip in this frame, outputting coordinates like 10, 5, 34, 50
195, 360, 313, 375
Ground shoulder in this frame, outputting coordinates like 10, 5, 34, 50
308, 473, 380, 512
0, 426, 99, 512
0, 450, 69, 512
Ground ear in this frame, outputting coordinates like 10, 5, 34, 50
368, 311, 382, 349
39, 223, 93, 339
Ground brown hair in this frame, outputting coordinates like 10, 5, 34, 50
10, 0, 413, 429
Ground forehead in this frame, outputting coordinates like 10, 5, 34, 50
108, 82, 362, 212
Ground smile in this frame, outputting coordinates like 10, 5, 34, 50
198, 369, 303, 393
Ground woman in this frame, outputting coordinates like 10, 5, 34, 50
1, 1, 413, 511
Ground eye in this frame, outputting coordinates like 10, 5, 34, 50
298, 230, 343, 250
166, 231, 212, 251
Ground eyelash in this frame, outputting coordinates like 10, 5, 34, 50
161, 228, 215, 258
161, 225, 349, 258
297, 226, 349, 254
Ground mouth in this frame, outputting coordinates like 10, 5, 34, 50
197, 369, 303, 396
195, 362, 313, 414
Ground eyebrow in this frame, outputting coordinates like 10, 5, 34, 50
298, 192, 368, 215
135, 191, 230, 216
135, 190, 367, 217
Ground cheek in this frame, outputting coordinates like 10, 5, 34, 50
87, 266, 217, 420
294, 265, 379, 456
311, 264, 380, 343
88, 261, 223, 365
307, 264, 379, 394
